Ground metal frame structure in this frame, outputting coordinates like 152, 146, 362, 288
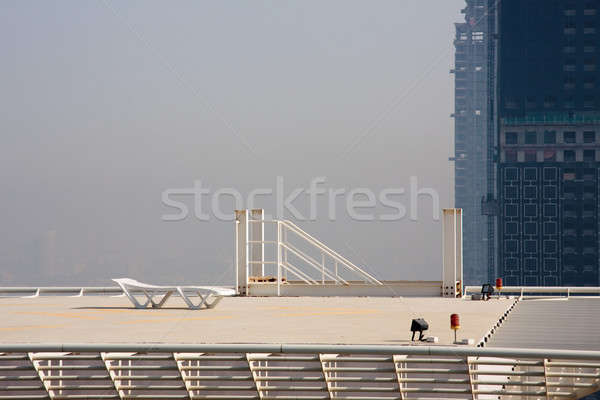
465, 285, 600, 298
0, 343, 599, 399
235, 209, 382, 297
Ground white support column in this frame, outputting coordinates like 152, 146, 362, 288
466, 356, 476, 400
250, 209, 265, 278
101, 352, 126, 400
235, 210, 249, 296
277, 221, 282, 297
319, 354, 335, 399
282, 226, 288, 281
321, 253, 325, 284
393, 354, 408, 400
247, 353, 265, 399
442, 208, 463, 297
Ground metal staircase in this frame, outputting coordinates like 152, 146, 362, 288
235, 209, 382, 296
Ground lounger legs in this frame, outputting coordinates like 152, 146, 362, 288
116, 282, 174, 309
115, 280, 225, 309
176, 288, 222, 310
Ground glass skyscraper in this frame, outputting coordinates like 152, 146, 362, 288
497, 0, 600, 286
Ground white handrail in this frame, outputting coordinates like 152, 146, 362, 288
281, 220, 382, 285
465, 286, 600, 295
281, 260, 318, 285
280, 241, 348, 285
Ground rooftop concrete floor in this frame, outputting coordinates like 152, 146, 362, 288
0, 295, 514, 345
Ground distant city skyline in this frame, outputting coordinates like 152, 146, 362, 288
0, 1, 463, 285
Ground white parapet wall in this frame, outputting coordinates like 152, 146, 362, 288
247, 280, 443, 297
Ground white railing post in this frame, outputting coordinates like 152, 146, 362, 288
277, 221, 282, 297
282, 226, 287, 281
235, 210, 249, 296
335, 261, 339, 284
322, 253, 325, 284
250, 209, 265, 278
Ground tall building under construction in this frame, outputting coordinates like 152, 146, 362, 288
453, 0, 497, 285
455, 0, 600, 286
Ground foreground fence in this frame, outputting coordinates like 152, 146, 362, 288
0, 344, 599, 399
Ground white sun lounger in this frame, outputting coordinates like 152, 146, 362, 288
113, 278, 235, 310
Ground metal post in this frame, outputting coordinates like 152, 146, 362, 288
322, 253, 325, 284
282, 226, 288, 281
235, 210, 249, 296
442, 208, 463, 298
277, 221, 282, 297
250, 209, 265, 277
335, 261, 338, 284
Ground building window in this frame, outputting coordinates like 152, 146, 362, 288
563, 62, 576, 72
505, 222, 518, 235
544, 240, 557, 254
564, 76, 576, 89
472, 32, 484, 41
584, 131, 596, 143
564, 96, 575, 108
525, 131, 537, 144
505, 204, 518, 217
505, 240, 519, 252
524, 223, 537, 235
564, 168, 576, 179
525, 151, 537, 162
505, 150, 517, 162
505, 167, 519, 180
564, 150, 576, 162
544, 150, 557, 161
583, 168, 596, 180
524, 240, 537, 253
525, 258, 538, 272
544, 204, 557, 217
564, 24, 576, 35
524, 185, 537, 198
526, 96, 536, 108
544, 222, 557, 235
584, 95, 595, 108
524, 204, 537, 217
505, 132, 518, 145
544, 96, 556, 108
544, 167, 557, 180
544, 258, 557, 272
544, 131, 556, 144
505, 98, 518, 109
544, 185, 557, 197
505, 186, 518, 198
584, 20, 596, 34
565, 9, 576, 16
524, 168, 537, 180
584, 58, 597, 71
584, 76, 596, 89
584, 149, 596, 161
506, 258, 519, 271
563, 131, 576, 143
585, 2, 597, 15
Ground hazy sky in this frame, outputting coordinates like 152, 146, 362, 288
1, 0, 464, 286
